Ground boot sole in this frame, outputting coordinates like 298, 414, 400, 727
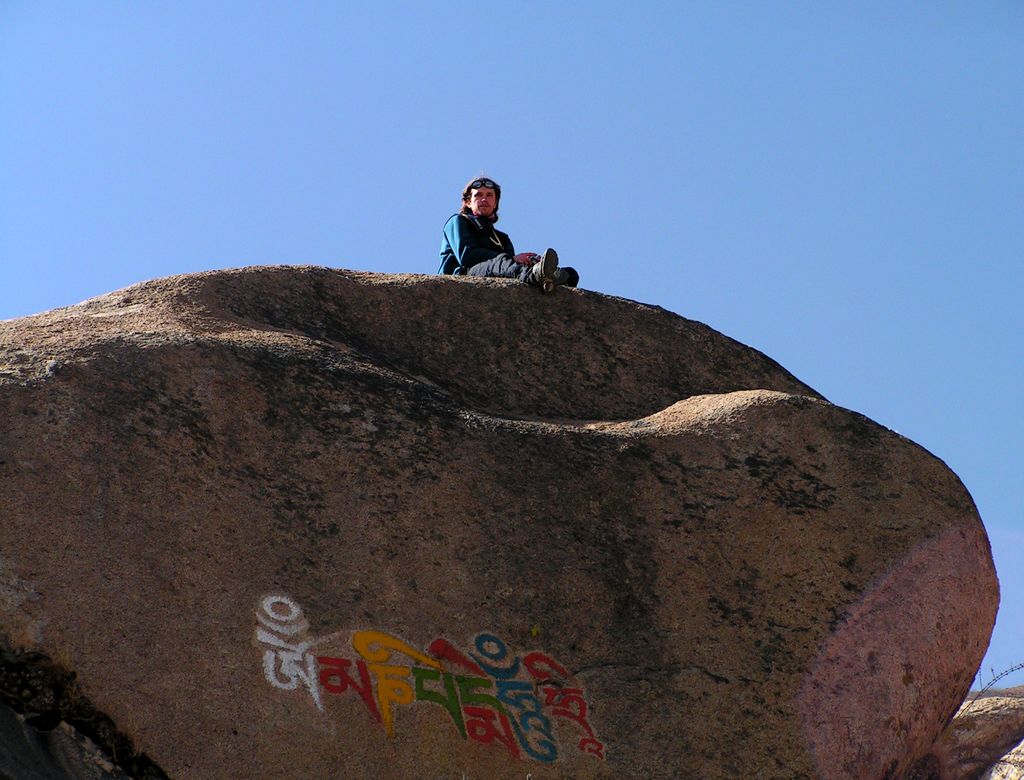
537, 249, 558, 293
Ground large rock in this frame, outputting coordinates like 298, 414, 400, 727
0, 267, 998, 779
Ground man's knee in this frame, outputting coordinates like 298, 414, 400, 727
467, 257, 522, 280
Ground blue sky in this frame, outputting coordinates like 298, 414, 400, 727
2, 2, 1021, 686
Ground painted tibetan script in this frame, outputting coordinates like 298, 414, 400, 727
255, 595, 605, 764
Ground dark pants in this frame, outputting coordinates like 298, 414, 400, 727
467, 258, 580, 288
466, 256, 534, 282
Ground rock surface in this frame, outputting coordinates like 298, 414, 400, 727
0, 267, 999, 779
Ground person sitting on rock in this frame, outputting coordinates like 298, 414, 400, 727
438, 176, 579, 291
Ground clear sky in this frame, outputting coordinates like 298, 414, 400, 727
2, 2, 1021, 687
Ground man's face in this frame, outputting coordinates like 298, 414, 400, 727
467, 187, 497, 218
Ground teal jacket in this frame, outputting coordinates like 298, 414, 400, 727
438, 213, 515, 275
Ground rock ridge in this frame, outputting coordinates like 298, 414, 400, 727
2, 266, 822, 422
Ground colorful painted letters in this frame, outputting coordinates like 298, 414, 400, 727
255, 595, 605, 764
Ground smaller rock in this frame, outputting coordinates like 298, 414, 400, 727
0, 699, 131, 779
926, 685, 1024, 779
982, 737, 1024, 780
0, 645, 168, 779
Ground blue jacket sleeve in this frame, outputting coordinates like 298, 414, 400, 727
439, 215, 513, 274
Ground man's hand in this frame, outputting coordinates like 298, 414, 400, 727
515, 252, 541, 265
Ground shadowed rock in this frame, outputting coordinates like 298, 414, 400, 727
0, 267, 999, 779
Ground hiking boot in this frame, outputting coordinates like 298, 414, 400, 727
529, 248, 559, 292
554, 267, 579, 288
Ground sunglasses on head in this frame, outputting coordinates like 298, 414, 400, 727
470, 178, 499, 191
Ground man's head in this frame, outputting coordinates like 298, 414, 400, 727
460, 176, 501, 223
